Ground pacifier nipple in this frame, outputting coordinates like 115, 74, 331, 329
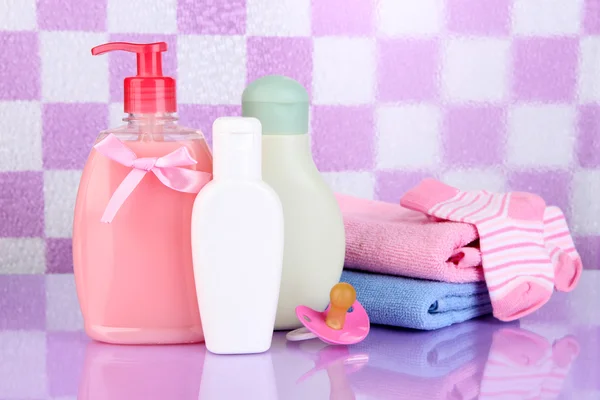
325, 283, 357, 330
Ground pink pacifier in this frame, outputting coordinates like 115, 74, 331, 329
286, 283, 370, 345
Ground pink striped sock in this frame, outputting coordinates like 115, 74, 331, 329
401, 178, 554, 321
543, 207, 582, 292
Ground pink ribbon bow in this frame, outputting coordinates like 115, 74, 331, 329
94, 134, 212, 223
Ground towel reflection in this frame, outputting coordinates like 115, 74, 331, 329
76, 321, 579, 400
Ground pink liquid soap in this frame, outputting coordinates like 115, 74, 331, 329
73, 132, 212, 344
75, 41, 213, 344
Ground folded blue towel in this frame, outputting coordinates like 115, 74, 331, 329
341, 270, 492, 331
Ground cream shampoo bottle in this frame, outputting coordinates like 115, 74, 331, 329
242, 75, 346, 329
191, 117, 284, 354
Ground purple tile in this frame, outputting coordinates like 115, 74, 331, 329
0, 172, 44, 237
312, 106, 374, 172
0, 275, 45, 329
47, 332, 88, 397
38, 0, 107, 31
46, 238, 73, 274
572, 331, 599, 392
447, 0, 510, 35
572, 326, 600, 390
584, 0, 600, 34
443, 106, 505, 166
513, 38, 578, 102
178, 104, 241, 148
312, 0, 374, 36
177, 0, 246, 34
0, 32, 40, 100
508, 170, 571, 213
43, 103, 107, 169
108, 34, 177, 103
0, 331, 47, 398
574, 236, 600, 270
377, 39, 440, 102
375, 171, 431, 202
577, 105, 600, 167
247, 37, 313, 97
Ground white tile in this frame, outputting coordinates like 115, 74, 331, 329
313, 37, 375, 105
177, 35, 246, 105
512, 0, 583, 36
441, 168, 507, 192
46, 274, 84, 331
108, 102, 125, 128
321, 172, 375, 199
0, 0, 36, 30
247, 0, 311, 36
107, 0, 177, 33
376, 105, 440, 169
578, 37, 600, 103
377, 0, 443, 36
507, 105, 575, 168
0, 331, 46, 398
44, 170, 82, 238
442, 38, 510, 103
41, 32, 108, 103
572, 170, 600, 235
0, 101, 42, 171
0, 238, 45, 274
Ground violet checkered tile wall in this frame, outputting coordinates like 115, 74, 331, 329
1, 1, 600, 398
1, 0, 600, 344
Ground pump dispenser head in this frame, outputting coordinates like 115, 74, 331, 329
91, 42, 176, 114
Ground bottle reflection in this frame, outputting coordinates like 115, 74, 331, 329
78, 341, 204, 400
199, 351, 278, 400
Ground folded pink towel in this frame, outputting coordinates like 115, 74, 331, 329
336, 194, 484, 283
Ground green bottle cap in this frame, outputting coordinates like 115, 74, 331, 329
242, 75, 309, 135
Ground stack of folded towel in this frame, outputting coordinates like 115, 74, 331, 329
338, 178, 582, 330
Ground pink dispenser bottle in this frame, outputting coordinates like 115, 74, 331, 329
73, 42, 212, 344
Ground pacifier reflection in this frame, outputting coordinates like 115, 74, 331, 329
284, 337, 369, 400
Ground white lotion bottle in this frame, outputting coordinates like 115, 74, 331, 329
242, 75, 346, 329
191, 117, 284, 354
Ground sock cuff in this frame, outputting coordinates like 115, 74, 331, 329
400, 178, 461, 213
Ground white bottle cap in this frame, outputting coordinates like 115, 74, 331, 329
212, 117, 262, 180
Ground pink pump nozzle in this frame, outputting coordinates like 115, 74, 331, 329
91, 42, 176, 114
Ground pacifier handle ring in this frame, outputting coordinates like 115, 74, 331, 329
286, 327, 318, 342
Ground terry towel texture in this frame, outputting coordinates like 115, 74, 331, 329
336, 194, 483, 283
341, 270, 492, 330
